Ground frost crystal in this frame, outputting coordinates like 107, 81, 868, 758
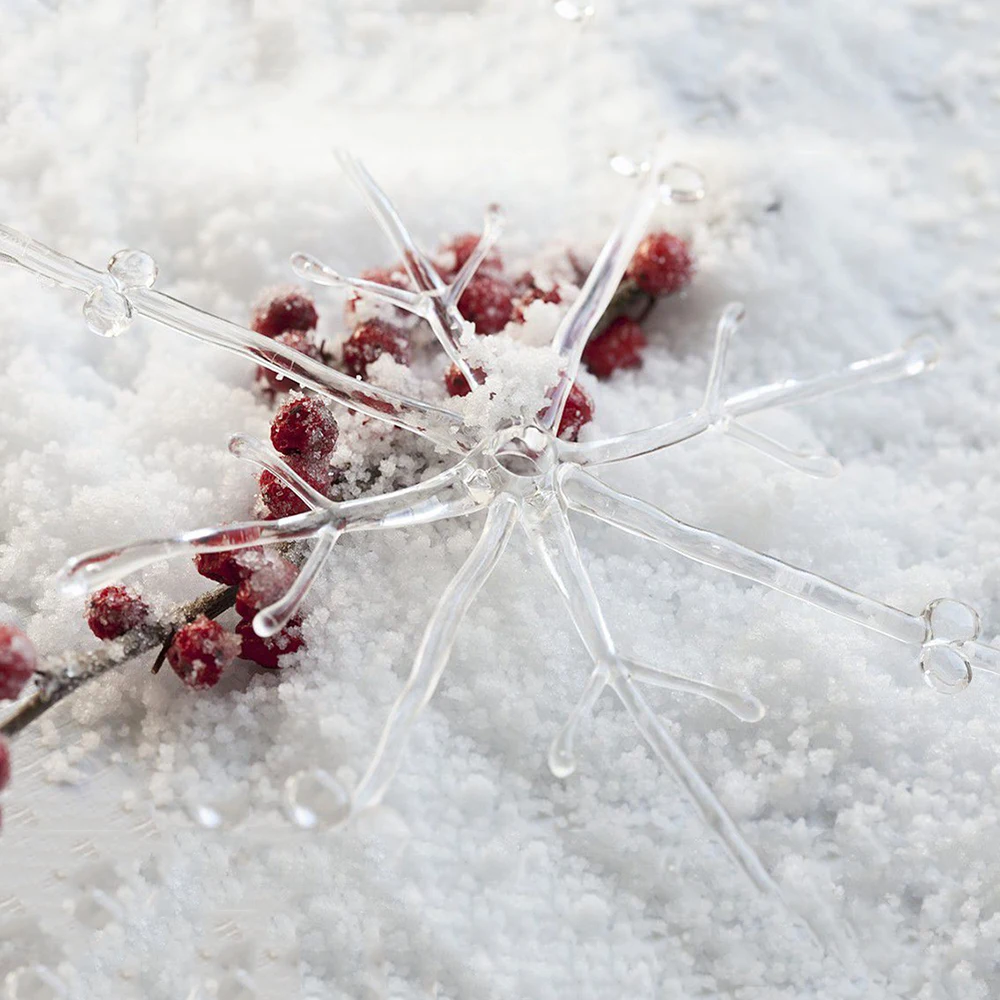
3, 147, 999, 958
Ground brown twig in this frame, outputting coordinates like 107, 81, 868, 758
0, 586, 237, 739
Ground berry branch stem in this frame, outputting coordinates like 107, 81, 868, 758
0, 585, 236, 739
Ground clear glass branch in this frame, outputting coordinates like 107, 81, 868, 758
705, 305, 840, 477
522, 495, 785, 895
702, 302, 744, 416
228, 433, 333, 510
548, 655, 764, 779
59, 461, 485, 600
333, 459, 486, 534
539, 153, 671, 433
561, 465, 927, 643
290, 254, 425, 312
623, 659, 765, 722
59, 511, 330, 597
254, 526, 341, 637
724, 422, 841, 478
345, 497, 518, 820
561, 320, 939, 467
522, 496, 857, 962
332, 151, 497, 388
0, 225, 469, 452
560, 466, 1000, 689
441, 205, 504, 306
335, 150, 448, 297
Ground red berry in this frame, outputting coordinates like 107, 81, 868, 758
166, 616, 239, 690
513, 273, 562, 322
257, 330, 324, 394
251, 287, 318, 340
0, 625, 36, 701
270, 395, 338, 458
235, 556, 300, 620
86, 585, 149, 641
436, 233, 502, 281
557, 383, 594, 442
627, 231, 694, 296
582, 316, 647, 379
258, 458, 337, 520
0, 736, 10, 791
342, 320, 411, 378
236, 619, 304, 669
457, 274, 515, 335
194, 529, 265, 587
443, 363, 487, 398
259, 469, 308, 520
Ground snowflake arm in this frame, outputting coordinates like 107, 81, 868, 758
559, 464, 1000, 691
324, 150, 502, 388
561, 305, 940, 468
346, 496, 519, 819
60, 461, 486, 635
521, 494, 784, 898
539, 153, 677, 433
619, 659, 765, 722
228, 434, 336, 510
0, 226, 468, 452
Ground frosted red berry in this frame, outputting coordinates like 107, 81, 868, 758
436, 233, 502, 280
0, 736, 10, 791
166, 616, 239, 690
235, 556, 300, 620
258, 458, 337, 520
194, 529, 265, 586
627, 231, 694, 296
86, 585, 149, 641
444, 363, 487, 398
251, 287, 318, 340
0, 625, 36, 701
513, 273, 562, 322
236, 619, 304, 669
270, 395, 338, 458
583, 316, 647, 379
342, 320, 411, 378
457, 274, 515, 335
258, 330, 324, 394
557, 383, 594, 442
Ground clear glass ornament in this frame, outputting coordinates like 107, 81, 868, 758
3, 145, 999, 969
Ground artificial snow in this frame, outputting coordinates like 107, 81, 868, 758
1, 2, 999, 999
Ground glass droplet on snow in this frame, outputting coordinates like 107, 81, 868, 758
284, 768, 349, 829
658, 163, 706, 204
187, 785, 251, 830
108, 249, 157, 290
82, 285, 132, 337
924, 597, 981, 643
547, 738, 577, 779
920, 644, 973, 693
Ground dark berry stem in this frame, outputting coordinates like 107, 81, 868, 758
595, 278, 655, 338
0, 586, 237, 738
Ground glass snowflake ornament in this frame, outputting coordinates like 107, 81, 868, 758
2, 148, 998, 950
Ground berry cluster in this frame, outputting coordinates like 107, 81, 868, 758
581, 232, 693, 381
79, 225, 694, 692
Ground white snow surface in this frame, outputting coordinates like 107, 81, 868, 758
1, 2, 999, 998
